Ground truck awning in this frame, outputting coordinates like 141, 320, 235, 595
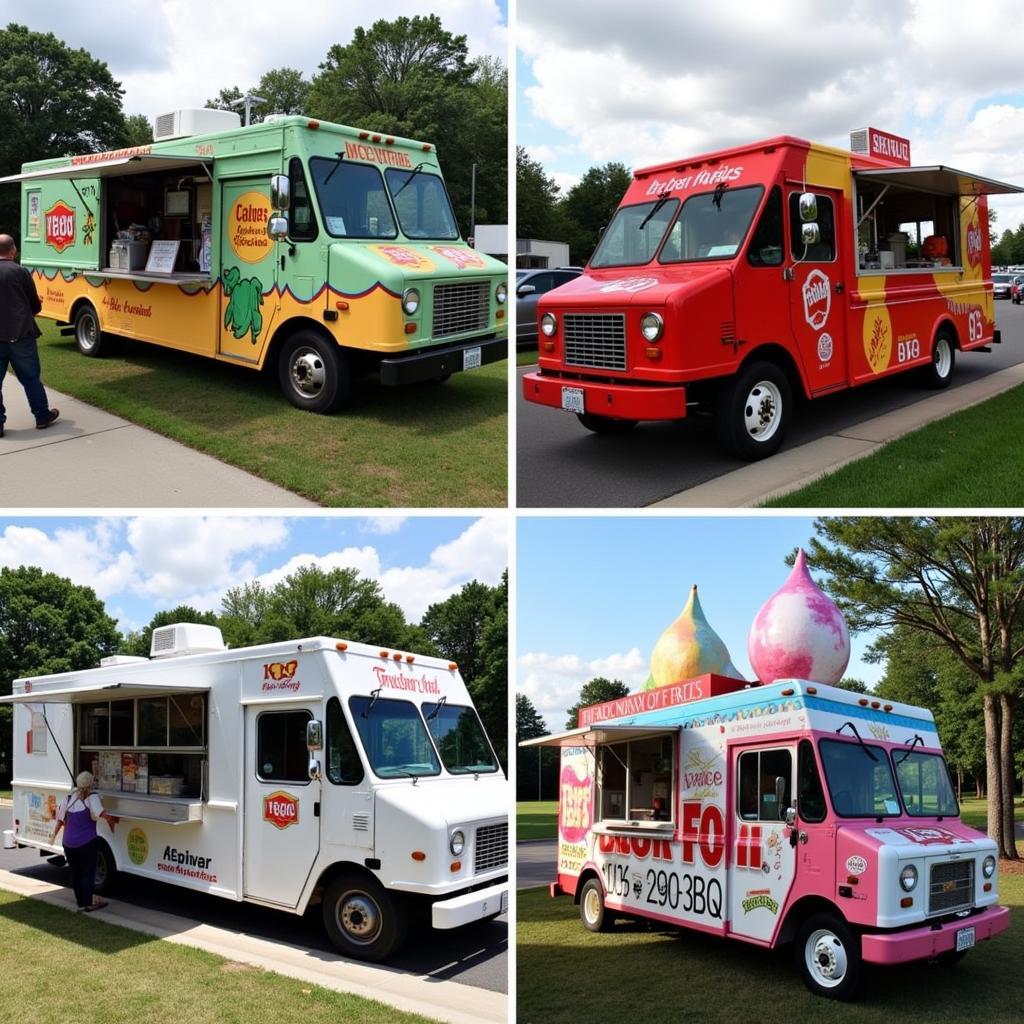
520, 723, 678, 749
1, 681, 210, 704
0, 154, 211, 185
854, 165, 1023, 196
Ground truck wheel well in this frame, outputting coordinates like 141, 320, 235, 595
265, 317, 336, 374
777, 894, 846, 946
739, 344, 805, 399
935, 318, 960, 350
309, 861, 379, 906
573, 868, 602, 905
68, 296, 97, 327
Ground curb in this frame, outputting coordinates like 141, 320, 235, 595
0, 869, 505, 1024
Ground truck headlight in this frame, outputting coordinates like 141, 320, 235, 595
640, 312, 664, 342
899, 865, 918, 892
983, 855, 996, 878
540, 312, 557, 337
496, 282, 507, 304
402, 288, 420, 315
449, 829, 465, 856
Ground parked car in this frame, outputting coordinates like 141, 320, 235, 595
516, 267, 582, 348
993, 272, 1014, 299
1013, 275, 1024, 304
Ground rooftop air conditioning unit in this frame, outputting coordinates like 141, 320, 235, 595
150, 623, 227, 659
153, 108, 241, 142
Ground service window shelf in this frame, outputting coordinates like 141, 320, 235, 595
593, 820, 676, 835
100, 791, 203, 824
91, 268, 212, 285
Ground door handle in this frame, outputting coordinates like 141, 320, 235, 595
835, 282, 844, 293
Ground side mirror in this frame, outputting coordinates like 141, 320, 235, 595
306, 720, 323, 751
801, 222, 820, 247
267, 214, 289, 241
517, 284, 536, 296
785, 806, 797, 827
775, 776, 787, 819
308, 756, 321, 781
798, 192, 818, 222
271, 174, 291, 211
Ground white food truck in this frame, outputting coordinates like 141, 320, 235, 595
3, 623, 508, 960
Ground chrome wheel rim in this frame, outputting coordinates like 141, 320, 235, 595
289, 347, 326, 398
743, 380, 783, 441
934, 338, 952, 378
78, 315, 98, 352
337, 890, 382, 946
805, 928, 848, 989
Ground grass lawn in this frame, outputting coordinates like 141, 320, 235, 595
957, 796, 1024, 832
517, 350, 538, 367
0, 889, 437, 1024
517, 872, 1024, 1024
31, 322, 507, 507
763, 383, 1024, 507
0, 789, 10, 800
517, 801, 558, 841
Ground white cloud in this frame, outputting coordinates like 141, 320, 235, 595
518, 647, 648, 731
363, 516, 408, 536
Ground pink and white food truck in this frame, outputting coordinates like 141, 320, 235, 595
521, 554, 1009, 1000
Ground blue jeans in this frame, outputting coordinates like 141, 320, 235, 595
0, 336, 50, 425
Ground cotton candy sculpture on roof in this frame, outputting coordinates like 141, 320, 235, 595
645, 584, 744, 689
748, 548, 850, 685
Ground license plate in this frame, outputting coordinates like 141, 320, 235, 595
500, 890, 509, 915
463, 346, 482, 371
561, 387, 585, 414
955, 926, 975, 952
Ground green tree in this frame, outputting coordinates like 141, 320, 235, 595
516, 692, 557, 801
0, 23, 129, 240
516, 146, 563, 240
566, 677, 630, 730
991, 228, 1015, 267
205, 85, 244, 112
834, 677, 869, 694
561, 162, 632, 265
205, 69, 311, 124
807, 517, 1024, 858
0, 566, 121, 784
123, 113, 153, 146
120, 605, 219, 658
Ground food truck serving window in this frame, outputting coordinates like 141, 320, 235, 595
422, 701, 498, 774
326, 697, 364, 785
384, 168, 459, 240
597, 734, 675, 824
309, 157, 397, 239
893, 749, 958, 817
348, 695, 440, 778
818, 738, 901, 817
660, 185, 765, 263
257, 709, 312, 783
737, 748, 793, 822
590, 199, 679, 268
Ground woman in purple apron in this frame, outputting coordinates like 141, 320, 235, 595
52, 771, 119, 912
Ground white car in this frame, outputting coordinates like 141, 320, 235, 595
993, 272, 1013, 299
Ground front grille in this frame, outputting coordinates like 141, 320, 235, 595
563, 314, 626, 370
432, 282, 489, 338
474, 822, 508, 872
928, 860, 974, 915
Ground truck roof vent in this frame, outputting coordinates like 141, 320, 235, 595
99, 655, 150, 667
850, 128, 869, 156
153, 108, 241, 142
150, 623, 227, 658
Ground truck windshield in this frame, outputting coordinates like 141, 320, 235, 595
590, 199, 679, 268
818, 738, 902, 817
384, 168, 459, 240
893, 750, 959, 817
309, 157, 397, 239
422, 702, 498, 774
659, 185, 765, 263
348, 695, 440, 777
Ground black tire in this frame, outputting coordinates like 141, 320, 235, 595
92, 840, 117, 896
278, 330, 351, 413
577, 412, 638, 435
579, 877, 613, 933
322, 872, 408, 962
74, 304, 108, 357
714, 360, 791, 460
918, 330, 956, 389
794, 912, 862, 1001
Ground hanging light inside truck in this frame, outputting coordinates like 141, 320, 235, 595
640, 312, 664, 342
540, 312, 557, 337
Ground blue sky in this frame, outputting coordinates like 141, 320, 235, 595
517, 516, 881, 730
0, 515, 507, 636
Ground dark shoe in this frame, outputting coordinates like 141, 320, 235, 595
0, 424, 4, 438
35, 409, 59, 429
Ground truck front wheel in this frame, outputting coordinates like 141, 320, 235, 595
74, 304, 108, 357
278, 331, 351, 413
579, 877, 613, 933
322, 872, 408, 962
715, 361, 790, 460
795, 912, 862, 1001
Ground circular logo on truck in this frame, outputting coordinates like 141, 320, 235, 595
263, 790, 299, 830
229, 192, 274, 263
127, 827, 149, 865
802, 269, 831, 331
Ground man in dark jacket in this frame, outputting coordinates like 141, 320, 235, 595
0, 233, 58, 437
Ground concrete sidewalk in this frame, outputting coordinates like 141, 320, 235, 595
653, 361, 1024, 507
1, 385, 315, 507
0, 866, 505, 1024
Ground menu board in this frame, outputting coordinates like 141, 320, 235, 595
98, 750, 121, 791
145, 239, 181, 274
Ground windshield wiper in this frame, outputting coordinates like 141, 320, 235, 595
391, 162, 429, 200
836, 721, 878, 761
638, 190, 671, 231
712, 181, 729, 209
894, 733, 924, 765
425, 696, 447, 722
323, 150, 345, 186
362, 687, 382, 719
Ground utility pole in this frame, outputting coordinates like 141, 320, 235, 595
230, 94, 267, 127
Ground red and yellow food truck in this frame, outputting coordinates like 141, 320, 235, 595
523, 128, 1021, 458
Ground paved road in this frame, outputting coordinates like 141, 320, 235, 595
0, 841, 507, 995
517, 839, 557, 891
517, 302, 1024, 508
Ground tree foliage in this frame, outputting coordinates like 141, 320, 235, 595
516, 692, 558, 801
566, 677, 630, 730
561, 162, 632, 265
517, 146, 564, 241
205, 68, 312, 123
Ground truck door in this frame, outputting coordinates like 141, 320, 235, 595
243, 702, 321, 907
729, 744, 797, 941
219, 180, 279, 365
786, 188, 847, 393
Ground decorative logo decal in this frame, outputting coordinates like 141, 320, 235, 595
864, 305, 893, 374
45, 201, 76, 252
559, 761, 592, 844
599, 277, 658, 294
261, 659, 299, 693
896, 826, 966, 846
127, 827, 149, 866
428, 245, 485, 270
966, 220, 982, 268
817, 332, 833, 363
845, 855, 868, 876
802, 269, 831, 330
368, 244, 436, 272
741, 889, 779, 915
371, 664, 441, 693
682, 749, 724, 799
222, 266, 264, 345
228, 192, 273, 264
264, 791, 299, 830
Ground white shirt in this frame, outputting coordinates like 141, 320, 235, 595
57, 792, 104, 822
